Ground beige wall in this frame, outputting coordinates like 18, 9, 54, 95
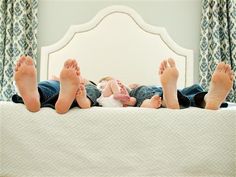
38, 0, 201, 82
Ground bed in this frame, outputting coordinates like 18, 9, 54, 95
1, 5, 236, 177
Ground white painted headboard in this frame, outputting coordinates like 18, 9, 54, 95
41, 5, 193, 88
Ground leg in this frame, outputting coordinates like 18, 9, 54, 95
103, 80, 130, 101
140, 95, 162, 109
179, 84, 204, 107
129, 86, 161, 107
159, 58, 180, 109
85, 83, 102, 107
55, 59, 81, 114
36, 80, 61, 108
115, 81, 136, 106
14, 56, 40, 112
204, 62, 234, 110
113, 81, 131, 101
102, 79, 120, 97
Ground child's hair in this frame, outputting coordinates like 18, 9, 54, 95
98, 76, 114, 83
97, 76, 114, 91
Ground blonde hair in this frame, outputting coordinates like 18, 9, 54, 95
98, 76, 114, 83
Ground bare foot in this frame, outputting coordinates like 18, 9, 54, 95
204, 62, 234, 110
55, 59, 80, 114
14, 56, 40, 112
113, 93, 130, 101
141, 95, 162, 108
159, 58, 180, 109
75, 84, 91, 109
113, 81, 133, 103
114, 82, 137, 106
121, 97, 137, 107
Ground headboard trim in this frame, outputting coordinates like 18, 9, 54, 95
41, 5, 194, 86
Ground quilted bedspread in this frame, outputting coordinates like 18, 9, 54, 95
1, 101, 236, 177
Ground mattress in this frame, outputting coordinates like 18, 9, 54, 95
1, 101, 236, 177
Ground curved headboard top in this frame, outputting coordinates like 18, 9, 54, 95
41, 5, 193, 88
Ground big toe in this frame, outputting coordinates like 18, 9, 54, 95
216, 62, 225, 72
64, 59, 74, 68
19, 55, 27, 62
168, 58, 176, 67
25, 56, 34, 65
71, 59, 77, 68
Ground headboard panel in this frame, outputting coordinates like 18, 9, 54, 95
41, 5, 193, 88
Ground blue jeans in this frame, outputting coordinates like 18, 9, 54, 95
12, 80, 101, 109
129, 84, 228, 108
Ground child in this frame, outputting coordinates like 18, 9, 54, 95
12, 56, 101, 114
96, 76, 137, 107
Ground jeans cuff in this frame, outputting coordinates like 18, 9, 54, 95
177, 90, 190, 108
194, 92, 228, 108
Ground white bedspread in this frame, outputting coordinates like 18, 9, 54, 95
1, 101, 236, 177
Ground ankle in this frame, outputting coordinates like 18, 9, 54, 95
205, 103, 219, 110
77, 98, 91, 109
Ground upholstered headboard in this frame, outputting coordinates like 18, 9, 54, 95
41, 5, 193, 88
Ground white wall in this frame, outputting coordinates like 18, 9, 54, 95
38, 0, 201, 82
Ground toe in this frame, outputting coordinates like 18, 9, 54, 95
76, 66, 80, 72
64, 61, 69, 68
216, 62, 225, 72
159, 63, 165, 75
15, 62, 21, 70
26, 56, 34, 65
224, 64, 231, 73
71, 59, 77, 68
168, 58, 176, 67
230, 71, 235, 81
163, 60, 168, 69
76, 64, 80, 72
76, 70, 80, 76
76, 89, 81, 95
159, 69, 163, 75
64, 59, 73, 68
80, 84, 85, 90
19, 55, 27, 63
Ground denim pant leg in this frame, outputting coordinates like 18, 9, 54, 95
12, 80, 60, 108
85, 83, 101, 106
193, 86, 228, 108
179, 84, 205, 107
38, 80, 60, 103
129, 86, 162, 107
179, 84, 228, 108
44, 83, 101, 109
38, 80, 61, 108
130, 85, 190, 108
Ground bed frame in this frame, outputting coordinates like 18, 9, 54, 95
40, 5, 193, 88
1, 6, 235, 177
